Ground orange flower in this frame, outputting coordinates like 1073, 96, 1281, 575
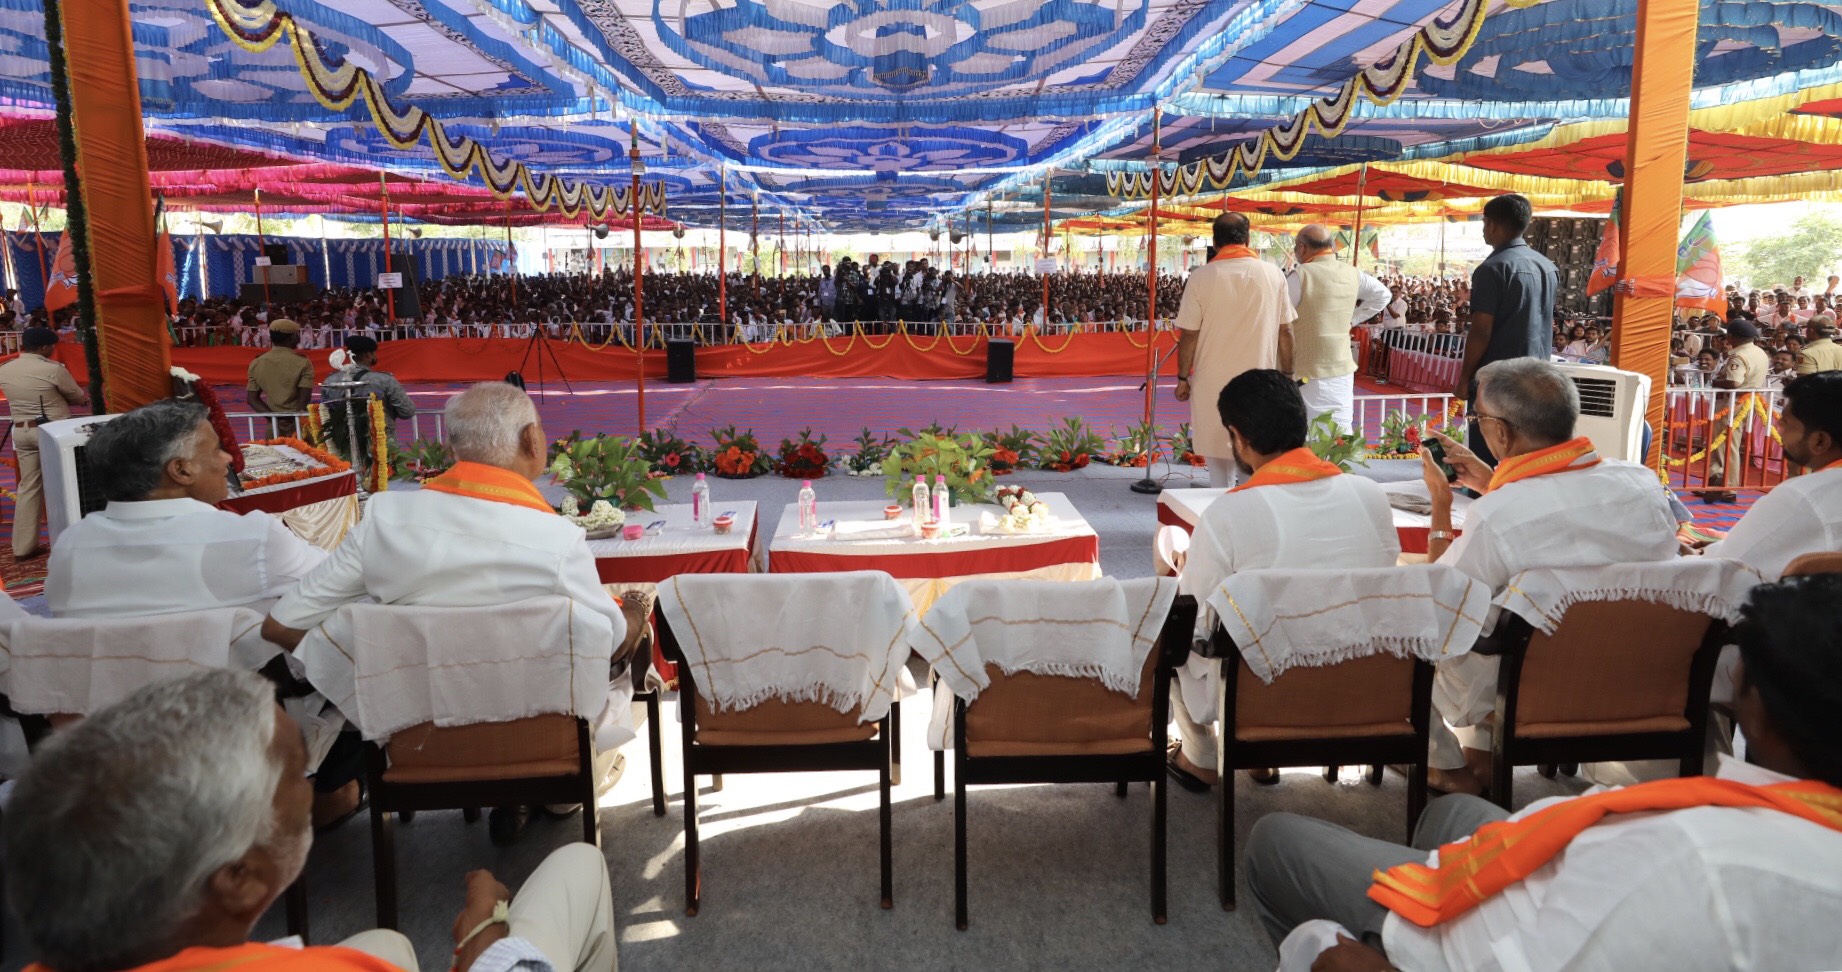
241, 437, 354, 490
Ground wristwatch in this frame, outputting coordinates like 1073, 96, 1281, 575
1175, 373, 1189, 382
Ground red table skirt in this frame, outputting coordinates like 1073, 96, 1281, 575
596, 548, 750, 583
1158, 506, 1441, 556
770, 535, 1099, 578
219, 471, 355, 516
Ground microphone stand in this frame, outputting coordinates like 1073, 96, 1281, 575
1130, 343, 1181, 495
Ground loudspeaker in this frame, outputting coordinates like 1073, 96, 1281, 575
986, 339, 1014, 384
667, 339, 696, 384
264, 243, 289, 266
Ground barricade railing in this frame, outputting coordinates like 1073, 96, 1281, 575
225, 411, 447, 444
1349, 393, 1460, 455
1358, 326, 1467, 393
1662, 386, 1789, 494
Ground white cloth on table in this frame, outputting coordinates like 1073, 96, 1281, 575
830, 520, 917, 542
1702, 463, 1842, 578
912, 577, 1176, 749
1207, 564, 1489, 685
48, 498, 327, 619
1492, 558, 1766, 636
298, 597, 624, 746
0, 608, 275, 717
659, 571, 916, 722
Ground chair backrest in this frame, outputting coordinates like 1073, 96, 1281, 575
0, 608, 269, 716
1505, 599, 1715, 734
1785, 551, 1842, 577
1227, 651, 1420, 738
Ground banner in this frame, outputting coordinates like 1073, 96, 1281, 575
1675, 210, 1727, 320
43, 230, 77, 313
157, 230, 179, 313
1586, 191, 1621, 295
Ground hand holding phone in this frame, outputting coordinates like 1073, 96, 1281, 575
1424, 439, 1459, 483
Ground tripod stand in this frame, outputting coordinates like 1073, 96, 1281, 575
515, 324, 575, 395
1129, 343, 1181, 495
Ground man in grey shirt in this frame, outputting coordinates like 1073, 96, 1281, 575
1455, 193, 1557, 465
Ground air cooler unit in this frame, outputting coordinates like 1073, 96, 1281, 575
1550, 361, 1650, 462
39, 414, 120, 545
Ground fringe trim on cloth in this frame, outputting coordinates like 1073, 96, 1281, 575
1498, 585, 1753, 636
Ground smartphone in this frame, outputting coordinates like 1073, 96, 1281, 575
1425, 439, 1459, 483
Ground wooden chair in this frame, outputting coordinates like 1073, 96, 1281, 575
941, 595, 1195, 929
1785, 551, 1842, 576
1210, 622, 1432, 911
1490, 600, 1724, 810
659, 613, 897, 916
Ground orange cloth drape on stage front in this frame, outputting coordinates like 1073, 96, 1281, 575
59, 0, 172, 410
19, 331, 1178, 386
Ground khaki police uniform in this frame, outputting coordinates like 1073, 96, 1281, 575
0, 351, 85, 557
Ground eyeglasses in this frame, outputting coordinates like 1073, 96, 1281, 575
1470, 409, 1516, 433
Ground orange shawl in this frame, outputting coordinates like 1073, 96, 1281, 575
1370, 776, 1842, 928
28, 943, 408, 972
1209, 245, 1257, 262
1232, 447, 1342, 493
1485, 436, 1600, 493
420, 460, 554, 514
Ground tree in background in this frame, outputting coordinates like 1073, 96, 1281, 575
1728, 212, 1842, 289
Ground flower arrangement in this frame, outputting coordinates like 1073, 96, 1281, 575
1306, 413, 1369, 472
638, 427, 702, 477
1105, 420, 1160, 467
548, 434, 668, 513
1038, 417, 1105, 472
241, 438, 352, 490
882, 429, 994, 506
560, 499, 625, 534
391, 438, 454, 484
367, 397, 390, 492
708, 424, 773, 479
985, 425, 1038, 475
993, 484, 1052, 532
303, 403, 325, 447
841, 427, 897, 476
775, 427, 830, 479
171, 367, 243, 473
1370, 409, 1466, 459
1168, 423, 1207, 467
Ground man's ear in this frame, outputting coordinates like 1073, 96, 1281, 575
166, 456, 195, 488
201, 848, 277, 927
521, 423, 545, 461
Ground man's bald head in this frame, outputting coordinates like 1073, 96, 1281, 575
1296, 224, 1335, 255
1213, 212, 1250, 248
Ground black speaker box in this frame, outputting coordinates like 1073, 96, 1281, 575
986, 338, 1014, 384
264, 243, 289, 265
667, 339, 697, 384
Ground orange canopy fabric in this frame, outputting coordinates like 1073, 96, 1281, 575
1272, 169, 1502, 202
1464, 130, 1842, 183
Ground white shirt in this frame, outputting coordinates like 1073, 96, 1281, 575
1704, 462, 1842, 577
48, 499, 327, 619
270, 488, 626, 641
1381, 757, 1842, 972
1443, 459, 1678, 594
1286, 266, 1394, 326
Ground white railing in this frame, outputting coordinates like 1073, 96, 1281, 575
225, 411, 447, 443
1350, 393, 1458, 454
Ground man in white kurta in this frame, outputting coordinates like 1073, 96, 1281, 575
1704, 371, 1842, 578
1422, 359, 1677, 792
1174, 213, 1296, 488
48, 401, 327, 619
1169, 370, 1399, 786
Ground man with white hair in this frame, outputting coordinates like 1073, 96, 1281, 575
262, 382, 642, 843
1284, 224, 1392, 429
1419, 358, 1678, 794
3, 669, 618, 972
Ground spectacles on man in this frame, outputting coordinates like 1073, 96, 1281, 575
1470, 408, 1516, 433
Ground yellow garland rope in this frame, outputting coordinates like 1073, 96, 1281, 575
942, 328, 983, 355
569, 323, 621, 351
816, 327, 858, 356
367, 396, 390, 492
902, 326, 945, 353
856, 323, 898, 350
1664, 394, 1782, 467
1026, 326, 1081, 354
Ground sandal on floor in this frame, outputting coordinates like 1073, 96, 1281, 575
1164, 744, 1213, 793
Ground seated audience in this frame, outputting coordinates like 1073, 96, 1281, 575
1705, 372, 1842, 577
1245, 576, 1842, 972
262, 381, 640, 844
47, 400, 326, 619
3, 669, 617, 972
1421, 358, 1678, 793
1167, 370, 1400, 790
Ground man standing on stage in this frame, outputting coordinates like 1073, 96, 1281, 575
1285, 223, 1392, 430
1174, 213, 1295, 487
245, 319, 314, 436
1453, 193, 1556, 466
0, 326, 86, 560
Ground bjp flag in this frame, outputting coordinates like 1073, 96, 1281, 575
1674, 211, 1727, 321
43, 230, 77, 312
156, 230, 179, 313
1586, 193, 1620, 295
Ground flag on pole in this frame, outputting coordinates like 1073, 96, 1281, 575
1675, 211, 1726, 320
43, 230, 77, 312
1586, 191, 1621, 295
154, 197, 178, 314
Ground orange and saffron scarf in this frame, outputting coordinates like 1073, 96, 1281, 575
1369, 776, 1842, 928
420, 461, 554, 514
1209, 244, 1257, 262
1485, 436, 1600, 493
28, 942, 409, 972
1231, 447, 1342, 493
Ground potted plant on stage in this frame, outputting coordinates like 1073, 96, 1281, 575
549, 434, 668, 537
882, 429, 995, 506
776, 428, 830, 478
391, 439, 455, 485
984, 425, 1038, 475
709, 424, 773, 479
1305, 413, 1369, 473
1105, 420, 1160, 467
1169, 423, 1207, 467
1038, 417, 1105, 472
842, 427, 897, 476
638, 427, 703, 477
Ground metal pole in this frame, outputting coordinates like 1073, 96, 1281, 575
378, 176, 396, 321
255, 187, 272, 306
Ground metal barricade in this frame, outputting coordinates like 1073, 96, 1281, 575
1662, 386, 1788, 494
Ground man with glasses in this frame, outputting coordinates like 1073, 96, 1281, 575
1416, 358, 1678, 794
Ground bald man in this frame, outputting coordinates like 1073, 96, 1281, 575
1285, 224, 1392, 429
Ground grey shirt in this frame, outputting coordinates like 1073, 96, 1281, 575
324, 365, 416, 421
1469, 239, 1557, 388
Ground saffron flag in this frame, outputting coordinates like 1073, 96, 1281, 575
156, 231, 178, 314
1586, 193, 1621, 295
1675, 211, 1726, 321
43, 231, 77, 313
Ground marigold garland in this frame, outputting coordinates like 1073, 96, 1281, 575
241, 437, 353, 490
368, 396, 391, 492
303, 404, 325, 447
1026, 326, 1081, 354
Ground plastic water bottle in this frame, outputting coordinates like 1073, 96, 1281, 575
933, 474, 950, 528
691, 472, 711, 526
911, 474, 930, 529
798, 479, 818, 534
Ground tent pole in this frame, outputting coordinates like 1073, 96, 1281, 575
718, 166, 727, 335
1350, 163, 1368, 269
377, 176, 394, 321
1145, 107, 1161, 430
631, 124, 646, 435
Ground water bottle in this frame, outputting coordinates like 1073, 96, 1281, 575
798, 479, 818, 534
691, 472, 711, 526
933, 474, 950, 528
911, 474, 930, 529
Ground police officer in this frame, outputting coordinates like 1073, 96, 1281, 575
245, 318, 314, 436
323, 335, 415, 443
0, 327, 86, 559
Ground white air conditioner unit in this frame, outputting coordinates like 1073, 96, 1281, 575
1550, 361, 1650, 462
39, 414, 120, 546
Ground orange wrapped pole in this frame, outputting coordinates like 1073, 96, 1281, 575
1145, 108, 1160, 428
1611, 0, 1700, 474
631, 122, 646, 434
51, 0, 171, 410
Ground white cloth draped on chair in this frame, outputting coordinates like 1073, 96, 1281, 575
1492, 558, 1766, 635
658, 571, 917, 722
0, 607, 275, 716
